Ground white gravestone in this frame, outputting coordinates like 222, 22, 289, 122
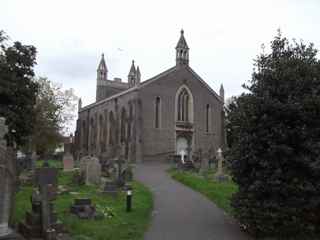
216, 148, 224, 175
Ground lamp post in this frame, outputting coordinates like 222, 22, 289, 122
126, 187, 132, 212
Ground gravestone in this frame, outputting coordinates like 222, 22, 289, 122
70, 198, 97, 219
79, 156, 90, 174
62, 152, 74, 172
19, 167, 62, 240
63, 136, 74, 172
216, 148, 224, 175
85, 157, 101, 185
114, 155, 126, 188
77, 156, 91, 185
214, 148, 228, 181
199, 149, 209, 173
102, 153, 128, 195
34, 167, 58, 187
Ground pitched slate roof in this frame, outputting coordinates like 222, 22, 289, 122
80, 65, 222, 112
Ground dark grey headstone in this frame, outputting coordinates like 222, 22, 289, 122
34, 168, 58, 187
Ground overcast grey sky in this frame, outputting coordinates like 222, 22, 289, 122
2, 0, 320, 107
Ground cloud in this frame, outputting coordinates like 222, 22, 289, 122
1, 0, 320, 133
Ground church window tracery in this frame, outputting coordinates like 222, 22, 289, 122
177, 88, 190, 122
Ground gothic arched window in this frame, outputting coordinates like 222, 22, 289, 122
82, 120, 86, 149
155, 97, 161, 128
99, 114, 104, 152
120, 108, 127, 143
104, 110, 108, 149
206, 104, 210, 133
109, 111, 115, 145
90, 117, 95, 150
128, 103, 133, 140
177, 88, 190, 122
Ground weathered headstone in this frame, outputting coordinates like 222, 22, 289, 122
214, 148, 227, 181
19, 167, 62, 240
216, 148, 223, 175
114, 155, 126, 188
70, 199, 97, 219
79, 156, 90, 174
85, 157, 101, 185
63, 152, 74, 172
63, 136, 74, 171
34, 167, 58, 187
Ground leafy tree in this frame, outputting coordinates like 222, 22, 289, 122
0, 30, 38, 146
31, 77, 77, 154
227, 31, 320, 238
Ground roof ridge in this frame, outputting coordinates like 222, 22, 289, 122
186, 66, 223, 103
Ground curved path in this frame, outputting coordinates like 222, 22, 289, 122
134, 162, 251, 240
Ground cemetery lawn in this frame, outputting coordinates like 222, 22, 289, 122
168, 169, 237, 215
15, 170, 153, 240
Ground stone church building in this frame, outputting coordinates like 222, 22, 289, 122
74, 30, 225, 162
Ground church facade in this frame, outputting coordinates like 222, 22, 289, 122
74, 30, 225, 162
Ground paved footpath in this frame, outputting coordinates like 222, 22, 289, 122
134, 162, 251, 240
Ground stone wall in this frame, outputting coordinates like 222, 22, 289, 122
76, 65, 224, 163
139, 66, 224, 161
76, 89, 141, 162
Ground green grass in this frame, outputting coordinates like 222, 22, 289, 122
36, 159, 63, 168
15, 170, 153, 240
168, 169, 237, 215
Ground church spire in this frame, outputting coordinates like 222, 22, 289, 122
78, 98, 82, 112
128, 60, 136, 87
219, 84, 224, 102
97, 53, 108, 81
136, 66, 141, 85
176, 29, 189, 66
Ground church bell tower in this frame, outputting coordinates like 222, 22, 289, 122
97, 53, 108, 81
176, 29, 189, 66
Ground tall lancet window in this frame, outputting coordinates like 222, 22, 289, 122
99, 114, 104, 151
177, 88, 190, 122
109, 111, 115, 145
120, 108, 127, 143
206, 104, 210, 133
155, 97, 161, 128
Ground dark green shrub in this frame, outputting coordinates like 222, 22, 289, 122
227, 31, 320, 238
